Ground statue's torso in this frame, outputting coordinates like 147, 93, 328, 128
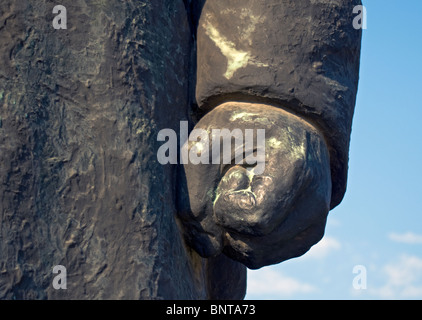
0, 0, 207, 299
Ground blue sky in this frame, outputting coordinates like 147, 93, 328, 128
245, 0, 422, 300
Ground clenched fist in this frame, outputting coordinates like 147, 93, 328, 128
179, 102, 332, 269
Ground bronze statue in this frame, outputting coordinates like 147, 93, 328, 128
0, 0, 362, 299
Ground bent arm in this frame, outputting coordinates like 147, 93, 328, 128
180, 0, 362, 269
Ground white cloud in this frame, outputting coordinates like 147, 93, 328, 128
302, 236, 341, 260
247, 268, 316, 297
369, 255, 422, 299
388, 232, 422, 244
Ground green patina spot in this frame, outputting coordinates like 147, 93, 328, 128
230, 112, 256, 121
267, 137, 283, 149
